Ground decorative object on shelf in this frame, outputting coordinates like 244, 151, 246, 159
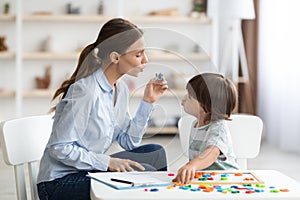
66, 3, 80, 14
0, 36, 8, 52
98, 0, 104, 15
148, 8, 179, 16
35, 66, 52, 89
40, 36, 54, 52
190, 0, 207, 19
193, 44, 201, 53
32, 11, 53, 15
4, 2, 10, 15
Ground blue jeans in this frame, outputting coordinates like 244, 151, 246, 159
37, 144, 167, 200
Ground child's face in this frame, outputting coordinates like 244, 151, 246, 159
181, 93, 201, 118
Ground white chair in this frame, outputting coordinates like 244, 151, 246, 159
178, 114, 263, 170
0, 115, 53, 200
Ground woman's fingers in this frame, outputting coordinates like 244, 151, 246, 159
127, 160, 145, 171
109, 158, 145, 172
122, 159, 145, 171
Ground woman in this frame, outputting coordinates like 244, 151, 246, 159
37, 18, 168, 200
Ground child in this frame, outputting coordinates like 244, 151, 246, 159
173, 73, 239, 184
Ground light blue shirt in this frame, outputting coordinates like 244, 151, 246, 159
37, 68, 154, 183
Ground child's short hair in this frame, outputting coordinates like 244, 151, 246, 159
186, 73, 237, 121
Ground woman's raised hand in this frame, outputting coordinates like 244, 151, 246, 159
143, 73, 168, 103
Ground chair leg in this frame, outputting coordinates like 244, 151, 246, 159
14, 165, 27, 200
28, 162, 39, 200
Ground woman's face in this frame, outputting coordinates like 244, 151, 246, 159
118, 38, 148, 77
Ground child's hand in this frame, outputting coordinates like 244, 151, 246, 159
143, 73, 168, 103
172, 162, 197, 184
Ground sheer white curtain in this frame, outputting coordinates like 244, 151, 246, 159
258, 0, 300, 153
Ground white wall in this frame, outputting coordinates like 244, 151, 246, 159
258, 0, 300, 153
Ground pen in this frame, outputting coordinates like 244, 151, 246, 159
110, 178, 165, 187
110, 178, 134, 186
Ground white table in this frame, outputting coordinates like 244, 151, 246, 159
90, 170, 300, 200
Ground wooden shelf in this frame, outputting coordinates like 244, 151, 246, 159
22, 52, 208, 61
148, 52, 209, 61
19, 89, 185, 98
145, 126, 178, 134
127, 16, 211, 24
23, 14, 112, 22
0, 90, 15, 97
23, 14, 211, 24
0, 14, 15, 21
0, 52, 15, 59
0, 89, 55, 98
22, 89, 55, 98
23, 52, 80, 60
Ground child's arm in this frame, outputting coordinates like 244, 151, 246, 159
173, 145, 220, 184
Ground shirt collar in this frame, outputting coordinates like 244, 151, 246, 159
94, 68, 113, 94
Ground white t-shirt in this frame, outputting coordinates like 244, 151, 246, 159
189, 119, 239, 170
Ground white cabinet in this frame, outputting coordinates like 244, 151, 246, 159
0, 0, 215, 133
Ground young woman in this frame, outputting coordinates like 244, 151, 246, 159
37, 18, 168, 200
173, 73, 239, 184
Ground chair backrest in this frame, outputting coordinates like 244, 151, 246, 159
227, 114, 263, 169
178, 114, 263, 170
0, 115, 53, 200
178, 115, 196, 158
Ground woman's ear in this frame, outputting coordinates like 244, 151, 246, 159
110, 52, 120, 64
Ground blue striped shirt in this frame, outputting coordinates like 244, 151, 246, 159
189, 120, 239, 170
37, 68, 153, 183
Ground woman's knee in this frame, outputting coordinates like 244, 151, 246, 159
136, 143, 165, 153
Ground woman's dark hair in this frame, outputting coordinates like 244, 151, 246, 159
186, 73, 237, 123
50, 18, 143, 112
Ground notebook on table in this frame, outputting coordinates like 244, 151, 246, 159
88, 171, 172, 190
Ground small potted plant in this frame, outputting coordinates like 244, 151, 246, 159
4, 2, 10, 15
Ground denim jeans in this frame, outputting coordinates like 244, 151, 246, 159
110, 143, 167, 171
37, 144, 167, 200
